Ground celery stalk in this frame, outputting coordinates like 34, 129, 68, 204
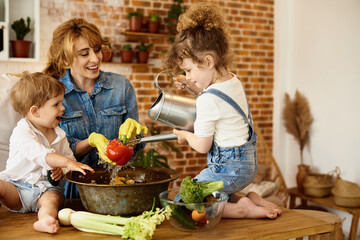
58, 206, 172, 239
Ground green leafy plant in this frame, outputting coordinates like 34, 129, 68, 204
11, 17, 31, 40
131, 125, 180, 168
149, 13, 159, 22
167, 0, 185, 42
138, 42, 153, 51
128, 11, 143, 19
168, 0, 184, 20
122, 44, 132, 50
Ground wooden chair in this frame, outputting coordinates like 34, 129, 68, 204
255, 125, 289, 206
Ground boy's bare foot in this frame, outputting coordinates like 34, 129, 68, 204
246, 191, 282, 215
33, 215, 60, 234
222, 197, 278, 219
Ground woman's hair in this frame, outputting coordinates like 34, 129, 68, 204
43, 18, 109, 79
10, 72, 65, 117
163, 3, 231, 73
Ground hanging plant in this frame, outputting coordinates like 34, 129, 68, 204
282, 90, 314, 165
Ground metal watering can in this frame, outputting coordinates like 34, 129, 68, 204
141, 70, 197, 143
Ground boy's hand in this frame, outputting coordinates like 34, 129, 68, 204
50, 167, 63, 181
67, 161, 94, 175
173, 129, 189, 144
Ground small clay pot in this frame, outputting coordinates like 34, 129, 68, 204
10, 40, 31, 58
121, 49, 134, 63
129, 16, 143, 32
137, 51, 149, 63
148, 21, 160, 33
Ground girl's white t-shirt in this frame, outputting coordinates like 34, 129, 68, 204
194, 74, 250, 147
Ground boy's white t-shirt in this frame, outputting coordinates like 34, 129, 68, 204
0, 118, 76, 192
194, 74, 250, 147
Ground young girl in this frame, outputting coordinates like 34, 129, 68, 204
0, 72, 94, 233
164, 4, 282, 219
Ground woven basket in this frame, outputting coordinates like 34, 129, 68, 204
303, 173, 333, 197
331, 174, 360, 207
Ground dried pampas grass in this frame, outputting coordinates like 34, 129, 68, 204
282, 90, 314, 165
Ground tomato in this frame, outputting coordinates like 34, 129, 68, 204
196, 216, 208, 226
191, 209, 206, 222
106, 139, 134, 165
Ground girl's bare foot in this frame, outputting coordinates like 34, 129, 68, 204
222, 197, 278, 219
33, 215, 60, 234
246, 191, 282, 215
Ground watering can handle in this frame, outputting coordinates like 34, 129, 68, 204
155, 70, 197, 98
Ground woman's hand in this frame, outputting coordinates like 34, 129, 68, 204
118, 118, 148, 142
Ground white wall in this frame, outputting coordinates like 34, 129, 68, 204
274, 0, 360, 238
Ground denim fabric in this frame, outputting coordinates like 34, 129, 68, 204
194, 88, 258, 196
58, 70, 143, 198
6, 180, 64, 213
59, 70, 141, 167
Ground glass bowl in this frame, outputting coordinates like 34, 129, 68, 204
159, 189, 229, 231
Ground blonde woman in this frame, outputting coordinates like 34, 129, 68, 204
43, 18, 144, 198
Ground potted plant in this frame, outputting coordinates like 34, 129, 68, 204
102, 37, 113, 63
148, 13, 160, 33
282, 90, 314, 193
10, 16, 32, 58
167, 0, 185, 42
137, 42, 153, 64
128, 11, 143, 32
120, 44, 133, 63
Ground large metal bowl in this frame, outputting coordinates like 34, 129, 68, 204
65, 167, 181, 216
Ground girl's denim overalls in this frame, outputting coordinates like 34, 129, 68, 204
194, 89, 258, 196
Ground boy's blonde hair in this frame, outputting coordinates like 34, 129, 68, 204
163, 3, 232, 74
10, 72, 65, 117
43, 18, 109, 79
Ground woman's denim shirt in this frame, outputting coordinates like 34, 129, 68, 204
58, 70, 141, 168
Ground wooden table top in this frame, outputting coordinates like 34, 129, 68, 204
0, 202, 341, 240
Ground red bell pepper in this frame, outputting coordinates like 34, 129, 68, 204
106, 139, 134, 165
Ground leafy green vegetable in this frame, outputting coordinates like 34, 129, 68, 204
169, 205, 196, 229
179, 176, 224, 211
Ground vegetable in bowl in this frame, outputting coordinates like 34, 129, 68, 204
159, 177, 228, 231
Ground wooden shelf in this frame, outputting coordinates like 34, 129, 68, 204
102, 62, 153, 67
123, 31, 171, 38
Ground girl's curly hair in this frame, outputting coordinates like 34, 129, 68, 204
163, 3, 231, 74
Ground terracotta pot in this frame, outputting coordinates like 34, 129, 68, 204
148, 21, 160, 33
296, 164, 310, 193
102, 49, 113, 62
121, 49, 133, 63
129, 16, 143, 32
10, 40, 31, 58
137, 51, 149, 63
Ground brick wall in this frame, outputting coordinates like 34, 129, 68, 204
41, 0, 274, 187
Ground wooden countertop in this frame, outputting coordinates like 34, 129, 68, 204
0, 200, 341, 240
